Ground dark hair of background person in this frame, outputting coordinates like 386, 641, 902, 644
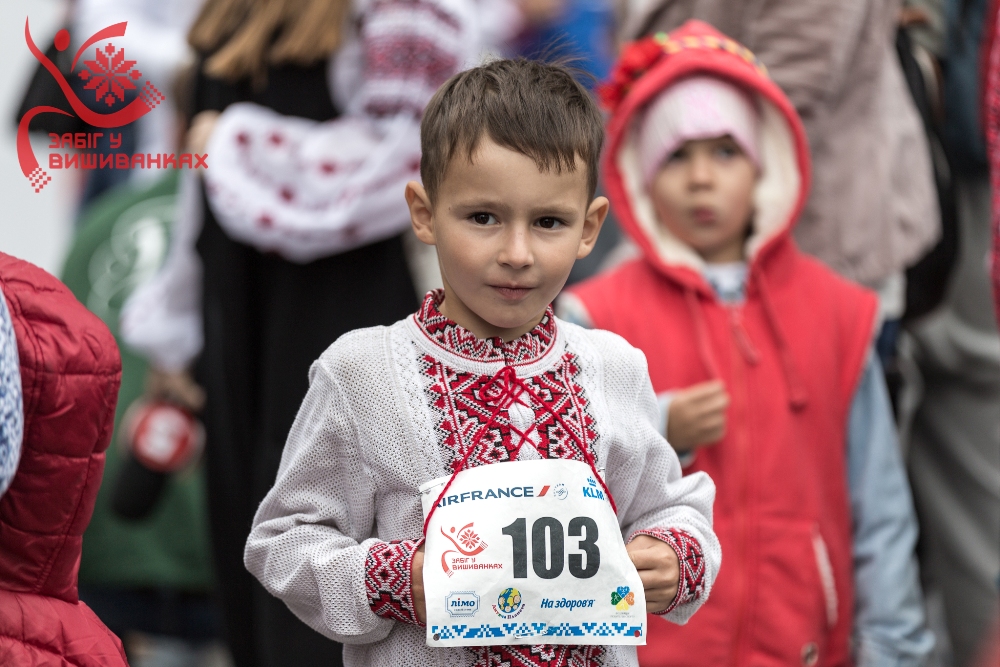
188, 0, 350, 86
420, 58, 605, 204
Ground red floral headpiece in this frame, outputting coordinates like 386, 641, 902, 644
597, 31, 769, 114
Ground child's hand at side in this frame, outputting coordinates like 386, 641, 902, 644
412, 544, 426, 623
667, 380, 730, 452
626, 535, 680, 613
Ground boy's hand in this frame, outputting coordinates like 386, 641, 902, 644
412, 544, 426, 623
667, 380, 729, 452
626, 535, 680, 613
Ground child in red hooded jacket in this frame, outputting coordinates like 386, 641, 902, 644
561, 21, 933, 667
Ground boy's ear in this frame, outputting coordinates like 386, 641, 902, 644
577, 195, 610, 260
406, 181, 436, 245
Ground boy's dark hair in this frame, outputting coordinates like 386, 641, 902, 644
420, 58, 604, 203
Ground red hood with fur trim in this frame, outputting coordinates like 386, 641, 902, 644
599, 20, 812, 294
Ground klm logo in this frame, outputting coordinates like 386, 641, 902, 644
583, 477, 604, 500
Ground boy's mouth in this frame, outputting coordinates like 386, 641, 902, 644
491, 285, 533, 301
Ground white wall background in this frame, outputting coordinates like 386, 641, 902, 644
0, 0, 77, 275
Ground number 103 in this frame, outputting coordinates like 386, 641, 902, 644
501, 516, 600, 580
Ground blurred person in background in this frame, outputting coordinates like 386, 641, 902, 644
119, 1, 494, 665
50, 3, 224, 665
992, 1, 1000, 323
512, 0, 615, 83
0, 253, 128, 667
614, 0, 941, 370
900, 0, 1000, 665
993, 0, 1000, 333
562, 21, 932, 667
62, 62, 223, 666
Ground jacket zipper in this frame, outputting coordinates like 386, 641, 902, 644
812, 526, 838, 629
727, 304, 753, 667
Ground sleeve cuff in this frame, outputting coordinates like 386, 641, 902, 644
365, 538, 425, 626
629, 527, 707, 615
656, 391, 674, 439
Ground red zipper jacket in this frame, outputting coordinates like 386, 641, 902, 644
0, 253, 128, 666
569, 21, 877, 667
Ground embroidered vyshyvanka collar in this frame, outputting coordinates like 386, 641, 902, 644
412, 290, 557, 366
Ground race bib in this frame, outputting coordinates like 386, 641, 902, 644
420, 458, 646, 647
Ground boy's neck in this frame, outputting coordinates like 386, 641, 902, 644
437, 284, 545, 343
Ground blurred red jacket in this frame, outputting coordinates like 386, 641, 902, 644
570, 21, 877, 667
0, 253, 128, 666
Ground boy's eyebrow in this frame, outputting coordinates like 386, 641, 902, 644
449, 198, 512, 214
449, 200, 582, 219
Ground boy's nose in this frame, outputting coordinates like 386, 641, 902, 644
498, 225, 534, 268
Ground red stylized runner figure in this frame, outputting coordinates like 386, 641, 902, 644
17, 19, 165, 192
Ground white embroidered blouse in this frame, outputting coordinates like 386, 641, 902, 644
244, 292, 721, 667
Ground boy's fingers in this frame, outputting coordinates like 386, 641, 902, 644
681, 380, 726, 400
691, 388, 730, 411
633, 557, 676, 583
628, 546, 678, 574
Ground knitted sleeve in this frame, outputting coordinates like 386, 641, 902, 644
602, 341, 721, 625
245, 358, 395, 644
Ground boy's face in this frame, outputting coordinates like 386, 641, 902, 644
407, 137, 608, 342
650, 136, 756, 264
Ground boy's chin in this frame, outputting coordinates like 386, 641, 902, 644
477, 302, 549, 336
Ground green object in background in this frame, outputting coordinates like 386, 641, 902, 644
61, 172, 213, 591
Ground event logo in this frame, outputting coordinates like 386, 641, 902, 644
553, 483, 568, 500
18, 18, 206, 193
493, 587, 524, 619
439, 522, 501, 577
445, 591, 480, 618
611, 585, 635, 611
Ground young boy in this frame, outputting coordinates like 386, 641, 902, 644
561, 21, 932, 667
244, 59, 721, 667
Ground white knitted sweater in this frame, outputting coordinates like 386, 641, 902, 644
245, 293, 720, 667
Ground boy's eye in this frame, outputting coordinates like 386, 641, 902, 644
536, 217, 563, 229
470, 212, 498, 225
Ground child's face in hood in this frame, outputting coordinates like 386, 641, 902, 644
650, 135, 757, 264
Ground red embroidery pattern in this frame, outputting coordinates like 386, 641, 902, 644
471, 644, 605, 667
420, 353, 596, 470
366, 35, 458, 93
629, 528, 706, 615
414, 292, 605, 665
80, 43, 142, 107
365, 538, 424, 626
415, 291, 557, 366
